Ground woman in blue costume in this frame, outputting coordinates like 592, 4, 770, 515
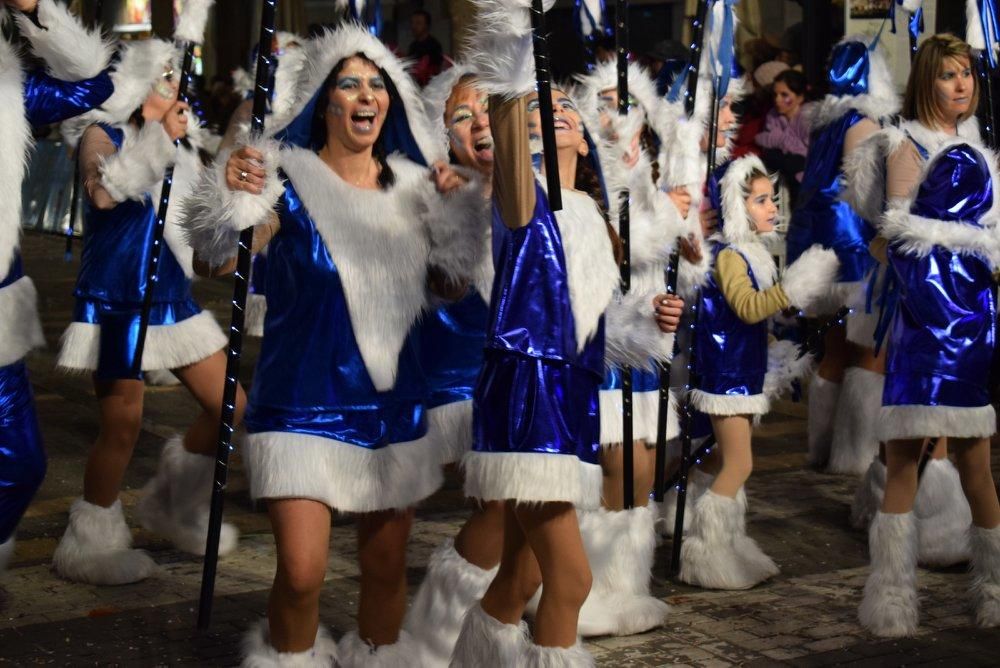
183, 23, 487, 665
785, 37, 898, 475
677, 154, 839, 590
449, 1, 680, 664
846, 35, 980, 572
0, 0, 113, 572
50, 0, 241, 586
856, 37, 1000, 638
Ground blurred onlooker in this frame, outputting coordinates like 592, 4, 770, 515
755, 69, 814, 198
408, 9, 443, 86
730, 61, 787, 159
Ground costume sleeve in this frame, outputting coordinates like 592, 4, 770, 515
79, 124, 119, 210
490, 96, 536, 230
13, 0, 113, 80
843, 117, 879, 155
754, 111, 786, 150
715, 248, 789, 324
96, 122, 177, 203
886, 139, 923, 201
22, 69, 112, 126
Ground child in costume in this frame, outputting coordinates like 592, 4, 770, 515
678, 154, 838, 590
184, 23, 487, 665
785, 36, 898, 474
51, 0, 240, 586
0, 0, 113, 572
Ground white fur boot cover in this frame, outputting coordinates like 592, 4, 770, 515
523, 641, 595, 668
52, 498, 157, 585
0, 535, 13, 573
913, 458, 972, 567
851, 456, 886, 530
859, 511, 919, 637
807, 374, 840, 468
654, 453, 714, 537
969, 524, 1000, 627
678, 490, 779, 590
576, 506, 669, 637
135, 436, 239, 556
241, 618, 338, 667
403, 538, 498, 667
449, 603, 530, 667
828, 367, 883, 475
337, 629, 419, 668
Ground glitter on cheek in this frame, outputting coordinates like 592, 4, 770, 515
327, 103, 346, 117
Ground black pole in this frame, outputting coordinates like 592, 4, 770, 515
131, 43, 196, 376
197, 0, 278, 630
530, 0, 561, 210
978, 51, 998, 149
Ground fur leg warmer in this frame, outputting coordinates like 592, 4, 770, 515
450, 603, 530, 667
806, 374, 840, 468
337, 629, 419, 668
576, 506, 669, 637
241, 618, 338, 667
969, 524, 1000, 628
135, 436, 239, 556
678, 490, 779, 590
524, 641, 595, 667
859, 511, 919, 637
404, 539, 498, 667
52, 497, 156, 585
828, 367, 883, 475
655, 466, 714, 537
914, 458, 972, 567
851, 456, 885, 530
0, 535, 13, 573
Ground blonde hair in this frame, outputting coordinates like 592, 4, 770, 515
902, 34, 979, 126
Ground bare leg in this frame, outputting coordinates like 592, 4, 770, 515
267, 499, 331, 652
357, 508, 414, 646
882, 440, 923, 514
172, 350, 247, 456
454, 500, 505, 570
817, 323, 848, 383
480, 503, 542, 625
952, 437, 1000, 529
83, 378, 145, 507
601, 441, 657, 509
709, 415, 753, 499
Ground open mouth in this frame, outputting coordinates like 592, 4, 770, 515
473, 136, 494, 160
553, 115, 572, 132
351, 109, 377, 133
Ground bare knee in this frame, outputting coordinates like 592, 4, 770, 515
544, 561, 592, 610
277, 555, 326, 601
98, 413, 142, 451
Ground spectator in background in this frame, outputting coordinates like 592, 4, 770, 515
731, 60, 788, 159
408, 9, 443, 86
755, 68, 814, 200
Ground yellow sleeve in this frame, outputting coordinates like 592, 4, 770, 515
714, 249, 790, 325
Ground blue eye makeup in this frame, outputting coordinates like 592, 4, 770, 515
526, 99, 541, 113
336, 76, 360, 89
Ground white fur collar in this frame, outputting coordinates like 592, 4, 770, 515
279, 147, 432, 391
900, 117, 981, 156
714, 235, 777, 290
0, 40, 29, 283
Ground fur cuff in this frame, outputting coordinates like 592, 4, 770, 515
241, 618, 338, 666
524, 642, 594, 667
659, 111, 704, 190
762, 339, 814, 402
780, 245, 840, 311
842, 127, 906, 223
467, 0, 555, 98
676, 225, 712, 299
878, 404, 996, 441
880, 209, 1000, 267
690, 389, 769, 416
0, 276, 45, 367
338, 629, 417, 668
425, 171, 489, 284
180, 140, 283, 268
99, 123, 176, 203
604, 290, 674, 369
15, 0, 113, 80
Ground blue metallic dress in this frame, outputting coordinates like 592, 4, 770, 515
878, 143, 999, 441
466, 185, 609, 509
58, 123, 226, 380
1, 63, 113, 545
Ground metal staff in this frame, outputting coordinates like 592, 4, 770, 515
652, 0, 710, 506
197, 0, 278, 630
530, 0, 561, 210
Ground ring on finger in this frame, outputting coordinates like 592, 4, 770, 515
239, 170, 249, 182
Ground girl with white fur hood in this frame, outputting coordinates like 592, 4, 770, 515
0, 0, 113, 573
182, 23, 487, 665
50, 0, 240, 587
678, 154, 839, 590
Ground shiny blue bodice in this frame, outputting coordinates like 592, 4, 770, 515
420, 290, 489, 408
244, 179, 428, 448
24, 69, 113, 126
787, 110, 875, 282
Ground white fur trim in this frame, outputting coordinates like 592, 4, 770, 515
719, 155, 767, 246
969, 524, 1000, 628
464, 0, 552, 99
881, 210, 1000, 268
403, 539, 497, 667
154, 146, 203, 278
14, 0, 113, 80
600, 388, 675, 444
913, 458, 972, 567
859, 511, 919, 637
722, 238, 778, 290
52, 498, 157, 585
841, 126, 901, 224
829, 366, 883, 475
780, 245, 840, 311
451, 603, 530, 668
173, 0, 213, 44
576, 506, 669, 637
655, 465, 714, 537
878, 404, 996, 441
678, 490, 779, 589
423, 63, 478, 149
901, 117, 982, 156
811, 37, 899, 130
844, 269, 882, 348
762, 339, 814, 403
968, 0, 988, 51
98, 122, 177, 203
462, 451, 602, 509
524, 641, 594, 666
427, 400, 473, 466
603, 290, 674, 370
0, 276, 45, 366
181, 139, 283, 268
241, 618, 339, 667
279, 149, 432, 391
0, 44, 30, 284
676, 218, 712, 299
0, 535, 13, 572
56, 309, 227, 373
690, 388, 769, 417
806, 374, 840, 468
851, 456, 885, 530
337, 629, 418, 668
246, 293, 267, 338
574, 60, 674, 146
243, 430, 443, 513
425, 169, 489, 284
659, 102, 705, 190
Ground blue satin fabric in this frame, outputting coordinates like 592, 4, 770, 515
787, 110, 876, 282
600, 366, 660, 392
693, 244, 768, 400
0, 361, 46, 543
828, 41, 870, 97
23, 69, 113, 126
473, 185, 604, 465
0, 256, 24, 290
250, 253, 268, 296
244, 180, 428, 449
911, 144, 993, 222
420, 291, 489, 408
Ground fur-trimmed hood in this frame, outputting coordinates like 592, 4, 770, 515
719, 154, 768, 246
422, 63, 478, 152
810, 36, 900, 130
574, 60, 672, 146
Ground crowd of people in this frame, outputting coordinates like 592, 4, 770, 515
1, 0, 1000, 665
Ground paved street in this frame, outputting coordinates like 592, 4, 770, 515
1, 232, 999, 666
